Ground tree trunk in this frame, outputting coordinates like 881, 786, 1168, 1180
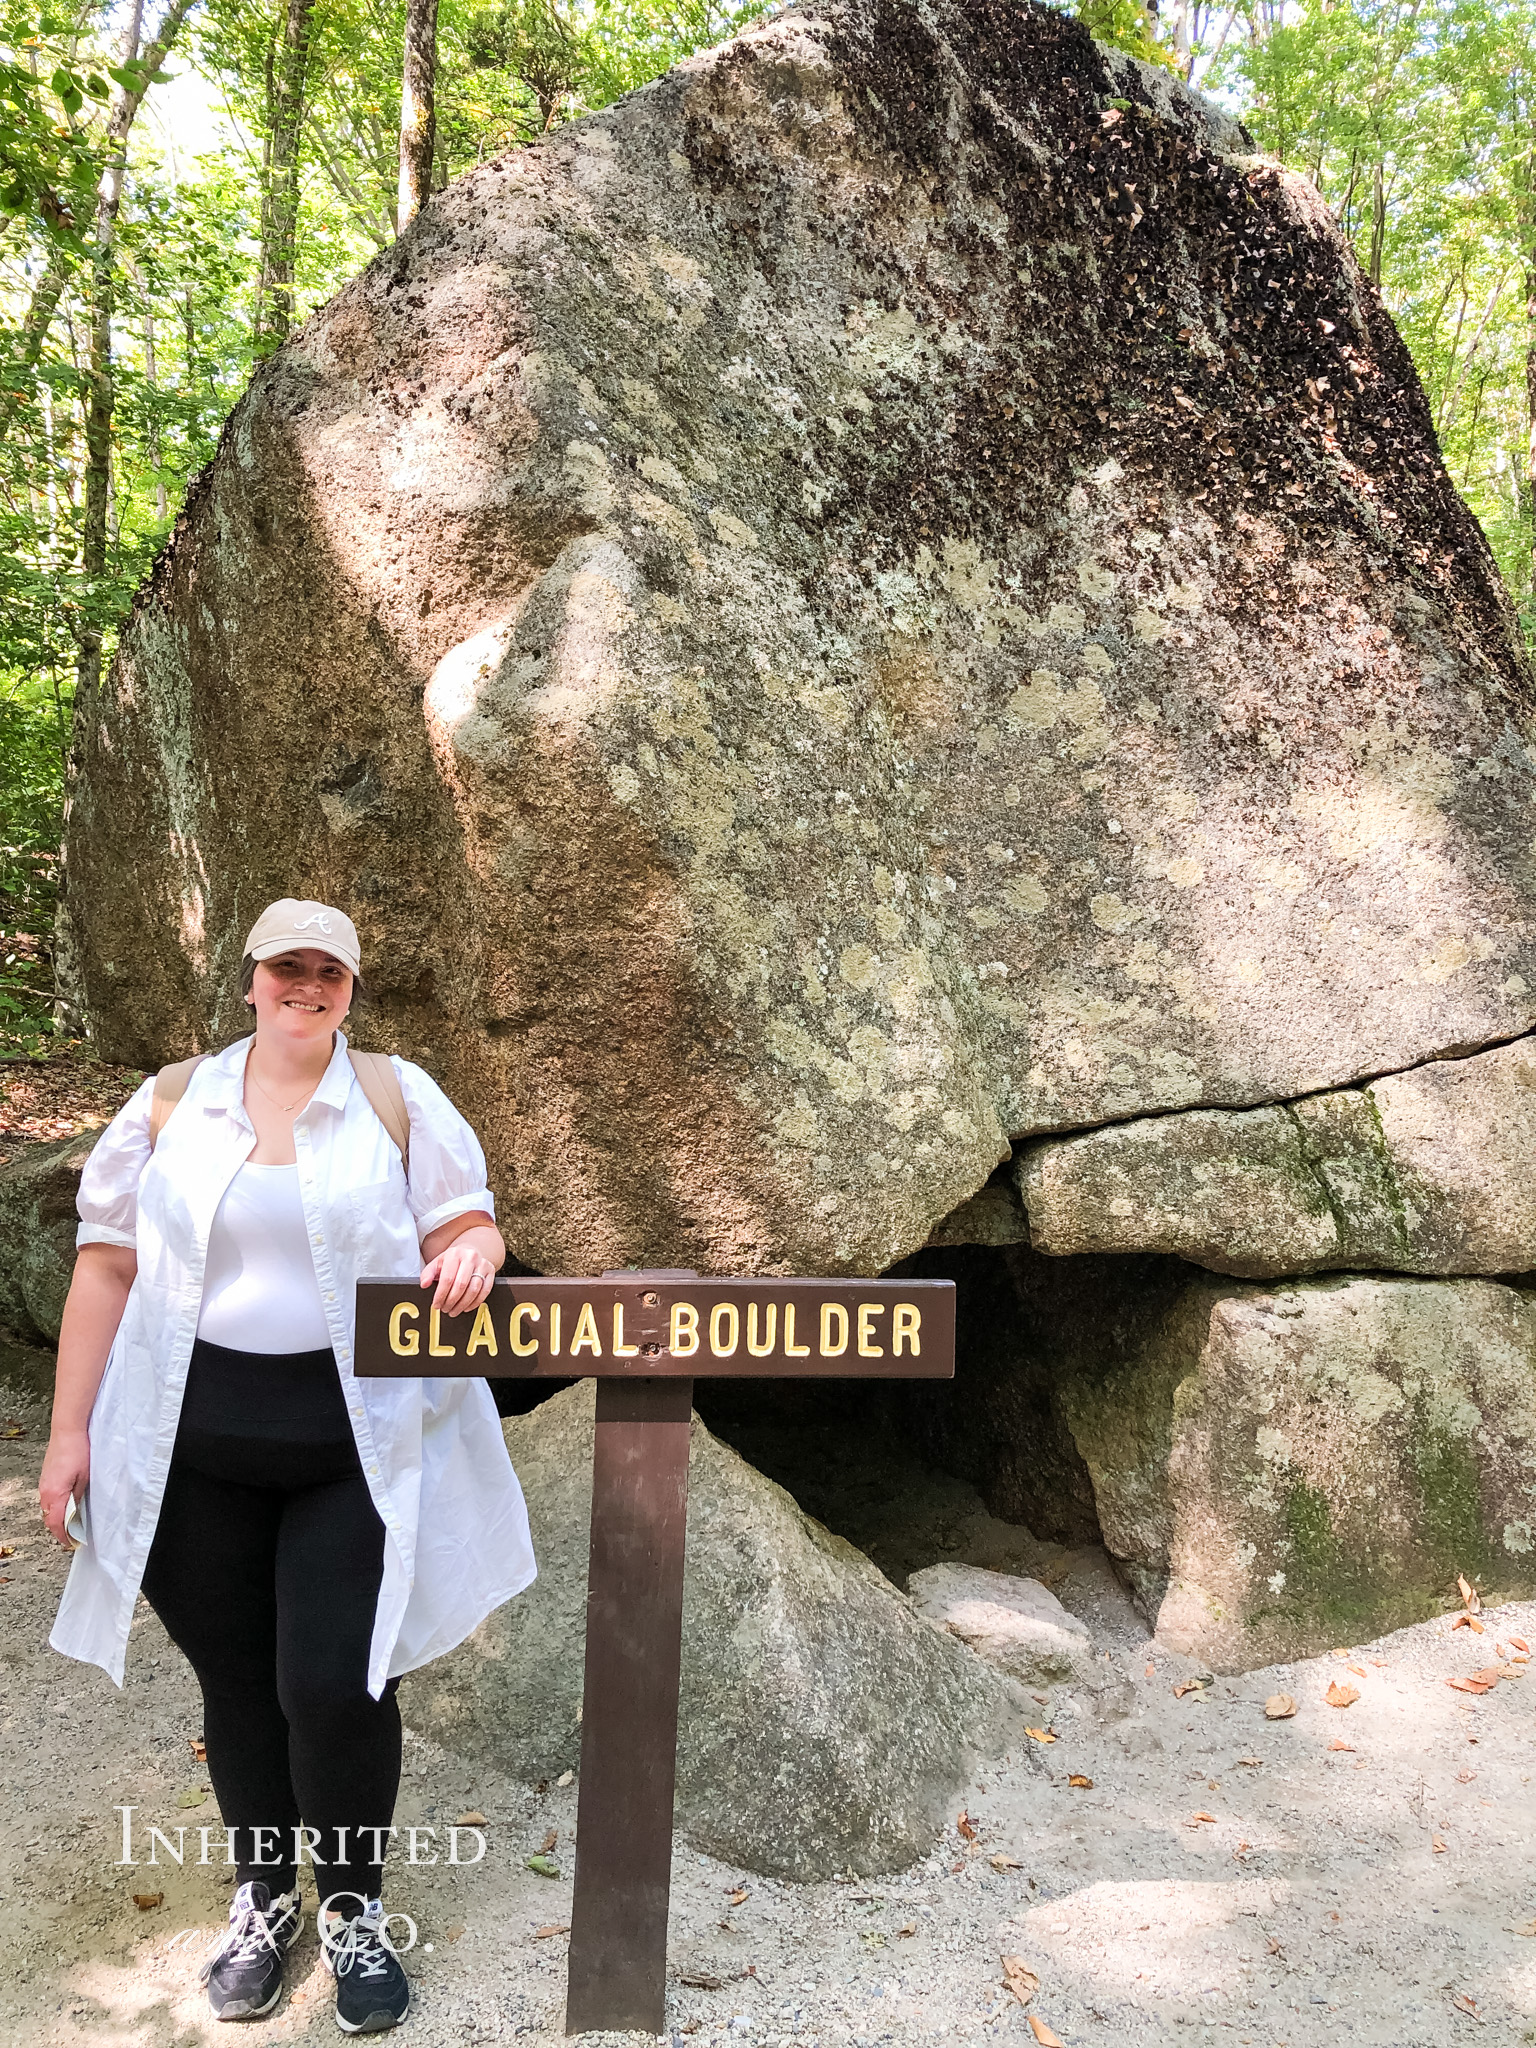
76, 0, 196, 708
398, 0, 438, 231
254, 0, 317, 354
0, 244, 73, 443
142, 305, 167, 520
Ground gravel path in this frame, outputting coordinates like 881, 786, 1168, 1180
4, 1369, 1534, 2048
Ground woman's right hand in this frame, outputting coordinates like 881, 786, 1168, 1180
39, 1429, 90, 1548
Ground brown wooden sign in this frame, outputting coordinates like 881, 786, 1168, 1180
354, 1273, 955, 1378
355, 1271, 956, 2038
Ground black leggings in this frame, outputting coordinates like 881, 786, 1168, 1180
139, 1340, 401, 1909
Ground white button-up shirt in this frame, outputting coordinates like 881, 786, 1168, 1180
49, 1030, 536, 1699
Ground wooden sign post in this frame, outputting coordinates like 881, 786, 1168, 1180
355, 1270, 956, 2038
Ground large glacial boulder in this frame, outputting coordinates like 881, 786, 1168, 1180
62, 0, 1536, 1278
1019, 1032, 1536, 1277
1058, 1272, 1536, 1667
398, 1383, 1025, 1879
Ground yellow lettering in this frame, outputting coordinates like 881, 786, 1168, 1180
550, 1301, 561, 1357
670, 1302, 699, 1356
820, 1302, 848, 1357
612, 1303, 639, 1357
570, 1301, 603, 1356
857, 1303, 886, 1357
783, 1302, 809, 1357
710, 1302, 740, 1358
510, 1302, 540, 1357
388, 1302, 420, 1356
892, 1302, 921, 1357
465, 1302, 498, 1357
746, 1301, 777, 1357
429, 1308, 457, 1358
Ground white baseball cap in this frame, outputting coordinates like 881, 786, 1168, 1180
243, 898, 362, 978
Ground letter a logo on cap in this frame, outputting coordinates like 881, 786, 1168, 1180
294, 912, 335, 934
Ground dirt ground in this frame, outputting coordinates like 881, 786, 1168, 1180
4, 1354, 1536, 2048
0, 1052, 143, 1167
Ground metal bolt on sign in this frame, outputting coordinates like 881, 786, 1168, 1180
355, 1269, 956, 2036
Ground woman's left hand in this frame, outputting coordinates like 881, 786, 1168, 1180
419, 1238, 498, 1316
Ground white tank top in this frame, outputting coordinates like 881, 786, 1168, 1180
195, 1161, 334, 1354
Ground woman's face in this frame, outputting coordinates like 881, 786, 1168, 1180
247, 949, 353, 1042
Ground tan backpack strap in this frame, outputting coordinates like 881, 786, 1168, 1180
148, 1055, 208, 1151
348, 1050, 411, 1170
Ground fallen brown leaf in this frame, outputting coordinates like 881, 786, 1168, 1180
1000, 1956, 1039, 2007
1447, 1675, 1496, 1694
1451, 1993, 1479, 2016
1510, 1636, 1530, 1654
1028, 2019, 1065, 2047
540, 1827, 558, 1853
1144, 1662, 1155, 1678
957, 1810, 979, 1842
1432, 1835, 1448, 1854
725, 1888, 748, 1906
1327, 1739, 1355, 1752
1172, 1676, 1212, 1698
1456, 1769, 1477, 1784
1024, 1727, 1057, 1744
1458, 1573, 1481, 1614
1510, 1917, 1536, 1937
455, 1810, 488, 1826
1264, 1693, 1297, 1720
1267, 1936, 1283, 1955
675, 1971, 723, 1990
1235, 1840, 1251, 1854
132, 1891, 163, 1911
1186, 1811, 1218, 1826
0, 1424, 25, 1440
990, 1852, 1024, 1872
1346, 1663, 1366, 1677
533, 1924, 569, 1939
1068, 1775, 1093, 1789
189, 1736, 207, 1761
1325, 1681, 1360, 1709
897, 1922, 917, 1937
1237, 1756, 1263, 1768
0, 1545, 13, 1558
1452, 1614, 1485, 1634
1471, 1666, 1505, 1687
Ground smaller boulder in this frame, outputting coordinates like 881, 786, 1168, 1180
0, 1134, 92, 1344
401, 1383, 1025, 1879
907, 1563, 1096, 1686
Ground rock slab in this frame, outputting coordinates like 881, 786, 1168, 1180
62, 0, 1536, 1278
1020, 1035, 1536, 1277
399, 1382, 1024, 1878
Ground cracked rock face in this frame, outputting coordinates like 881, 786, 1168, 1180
61, 0, 1536, 1276
1019, 1032, 1536, 1277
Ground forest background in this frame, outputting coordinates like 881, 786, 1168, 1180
0, 0, 1531, 1053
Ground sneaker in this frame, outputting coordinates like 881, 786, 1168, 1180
198, 1879, 303, 2020
318, 1897, 410, 2034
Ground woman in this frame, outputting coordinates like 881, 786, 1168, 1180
39, 897, 536, 2034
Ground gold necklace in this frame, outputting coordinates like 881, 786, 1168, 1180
247, 1064, 322, 1116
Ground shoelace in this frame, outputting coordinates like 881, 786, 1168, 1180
198, 1894, 295, 1985
323, 1911, 397, 1981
